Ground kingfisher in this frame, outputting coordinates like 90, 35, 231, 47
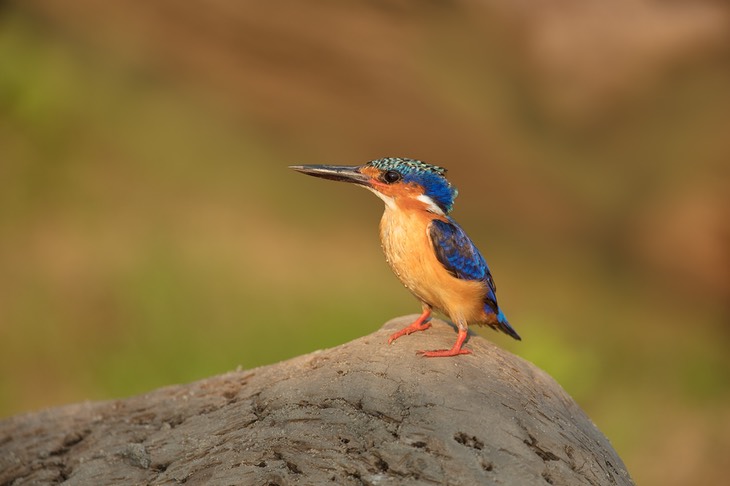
290, 157, 520, 357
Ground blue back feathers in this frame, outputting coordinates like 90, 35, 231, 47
367, 157, 458, 214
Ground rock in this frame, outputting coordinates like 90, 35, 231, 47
0, 315, 633, 485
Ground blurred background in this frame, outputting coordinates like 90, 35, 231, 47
1, 0, 729, 484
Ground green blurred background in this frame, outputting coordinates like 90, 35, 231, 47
1, 1, 729, 484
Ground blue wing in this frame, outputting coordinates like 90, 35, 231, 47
428, 218, 497, 299
429, 218, 521, 341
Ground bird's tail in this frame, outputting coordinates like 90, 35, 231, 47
494, 309, 521, 341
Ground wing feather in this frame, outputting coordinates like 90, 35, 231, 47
428, 219, 497, 299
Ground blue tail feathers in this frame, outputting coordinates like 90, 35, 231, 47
495, 308, 521, 341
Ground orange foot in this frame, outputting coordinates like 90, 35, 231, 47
417, 347, 471, 358
417, 328, 471, 358
388, 308, 432, 344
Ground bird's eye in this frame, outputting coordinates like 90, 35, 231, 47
382, 170, 402, 184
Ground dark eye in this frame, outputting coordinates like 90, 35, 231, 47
382, 170, 402, 184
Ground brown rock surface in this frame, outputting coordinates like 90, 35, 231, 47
0, 316, 633, 485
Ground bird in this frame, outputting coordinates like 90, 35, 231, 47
289, 157, 520, 357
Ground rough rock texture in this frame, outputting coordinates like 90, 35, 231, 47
0, 316, 633, 485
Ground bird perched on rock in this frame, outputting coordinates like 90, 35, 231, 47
290, 157, 520, 357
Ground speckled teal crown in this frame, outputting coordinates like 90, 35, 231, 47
366, 157, 447, 176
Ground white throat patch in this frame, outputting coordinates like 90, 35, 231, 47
363, 186, 396, 210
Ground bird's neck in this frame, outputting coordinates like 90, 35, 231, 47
384, 196, 447, 219
379, 202, 448, 237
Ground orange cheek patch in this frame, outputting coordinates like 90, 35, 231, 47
390, 182, 425, 199
359, 166, 426, 201
383, 182, 426, 200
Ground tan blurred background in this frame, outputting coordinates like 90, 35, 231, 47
1, 1, 729, 484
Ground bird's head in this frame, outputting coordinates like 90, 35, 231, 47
290, 157, 458, 215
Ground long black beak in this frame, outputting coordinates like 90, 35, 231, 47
289, 164, 370, 186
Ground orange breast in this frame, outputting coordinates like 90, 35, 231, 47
379, 206, 487, 325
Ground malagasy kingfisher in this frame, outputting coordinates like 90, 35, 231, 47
290, 157, 520, 357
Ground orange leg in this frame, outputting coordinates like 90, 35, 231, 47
388, 306, 432, 344
417, 327, 471, 358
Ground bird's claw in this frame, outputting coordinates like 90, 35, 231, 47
417, 348, 472, 358
388, 321, 432, 344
